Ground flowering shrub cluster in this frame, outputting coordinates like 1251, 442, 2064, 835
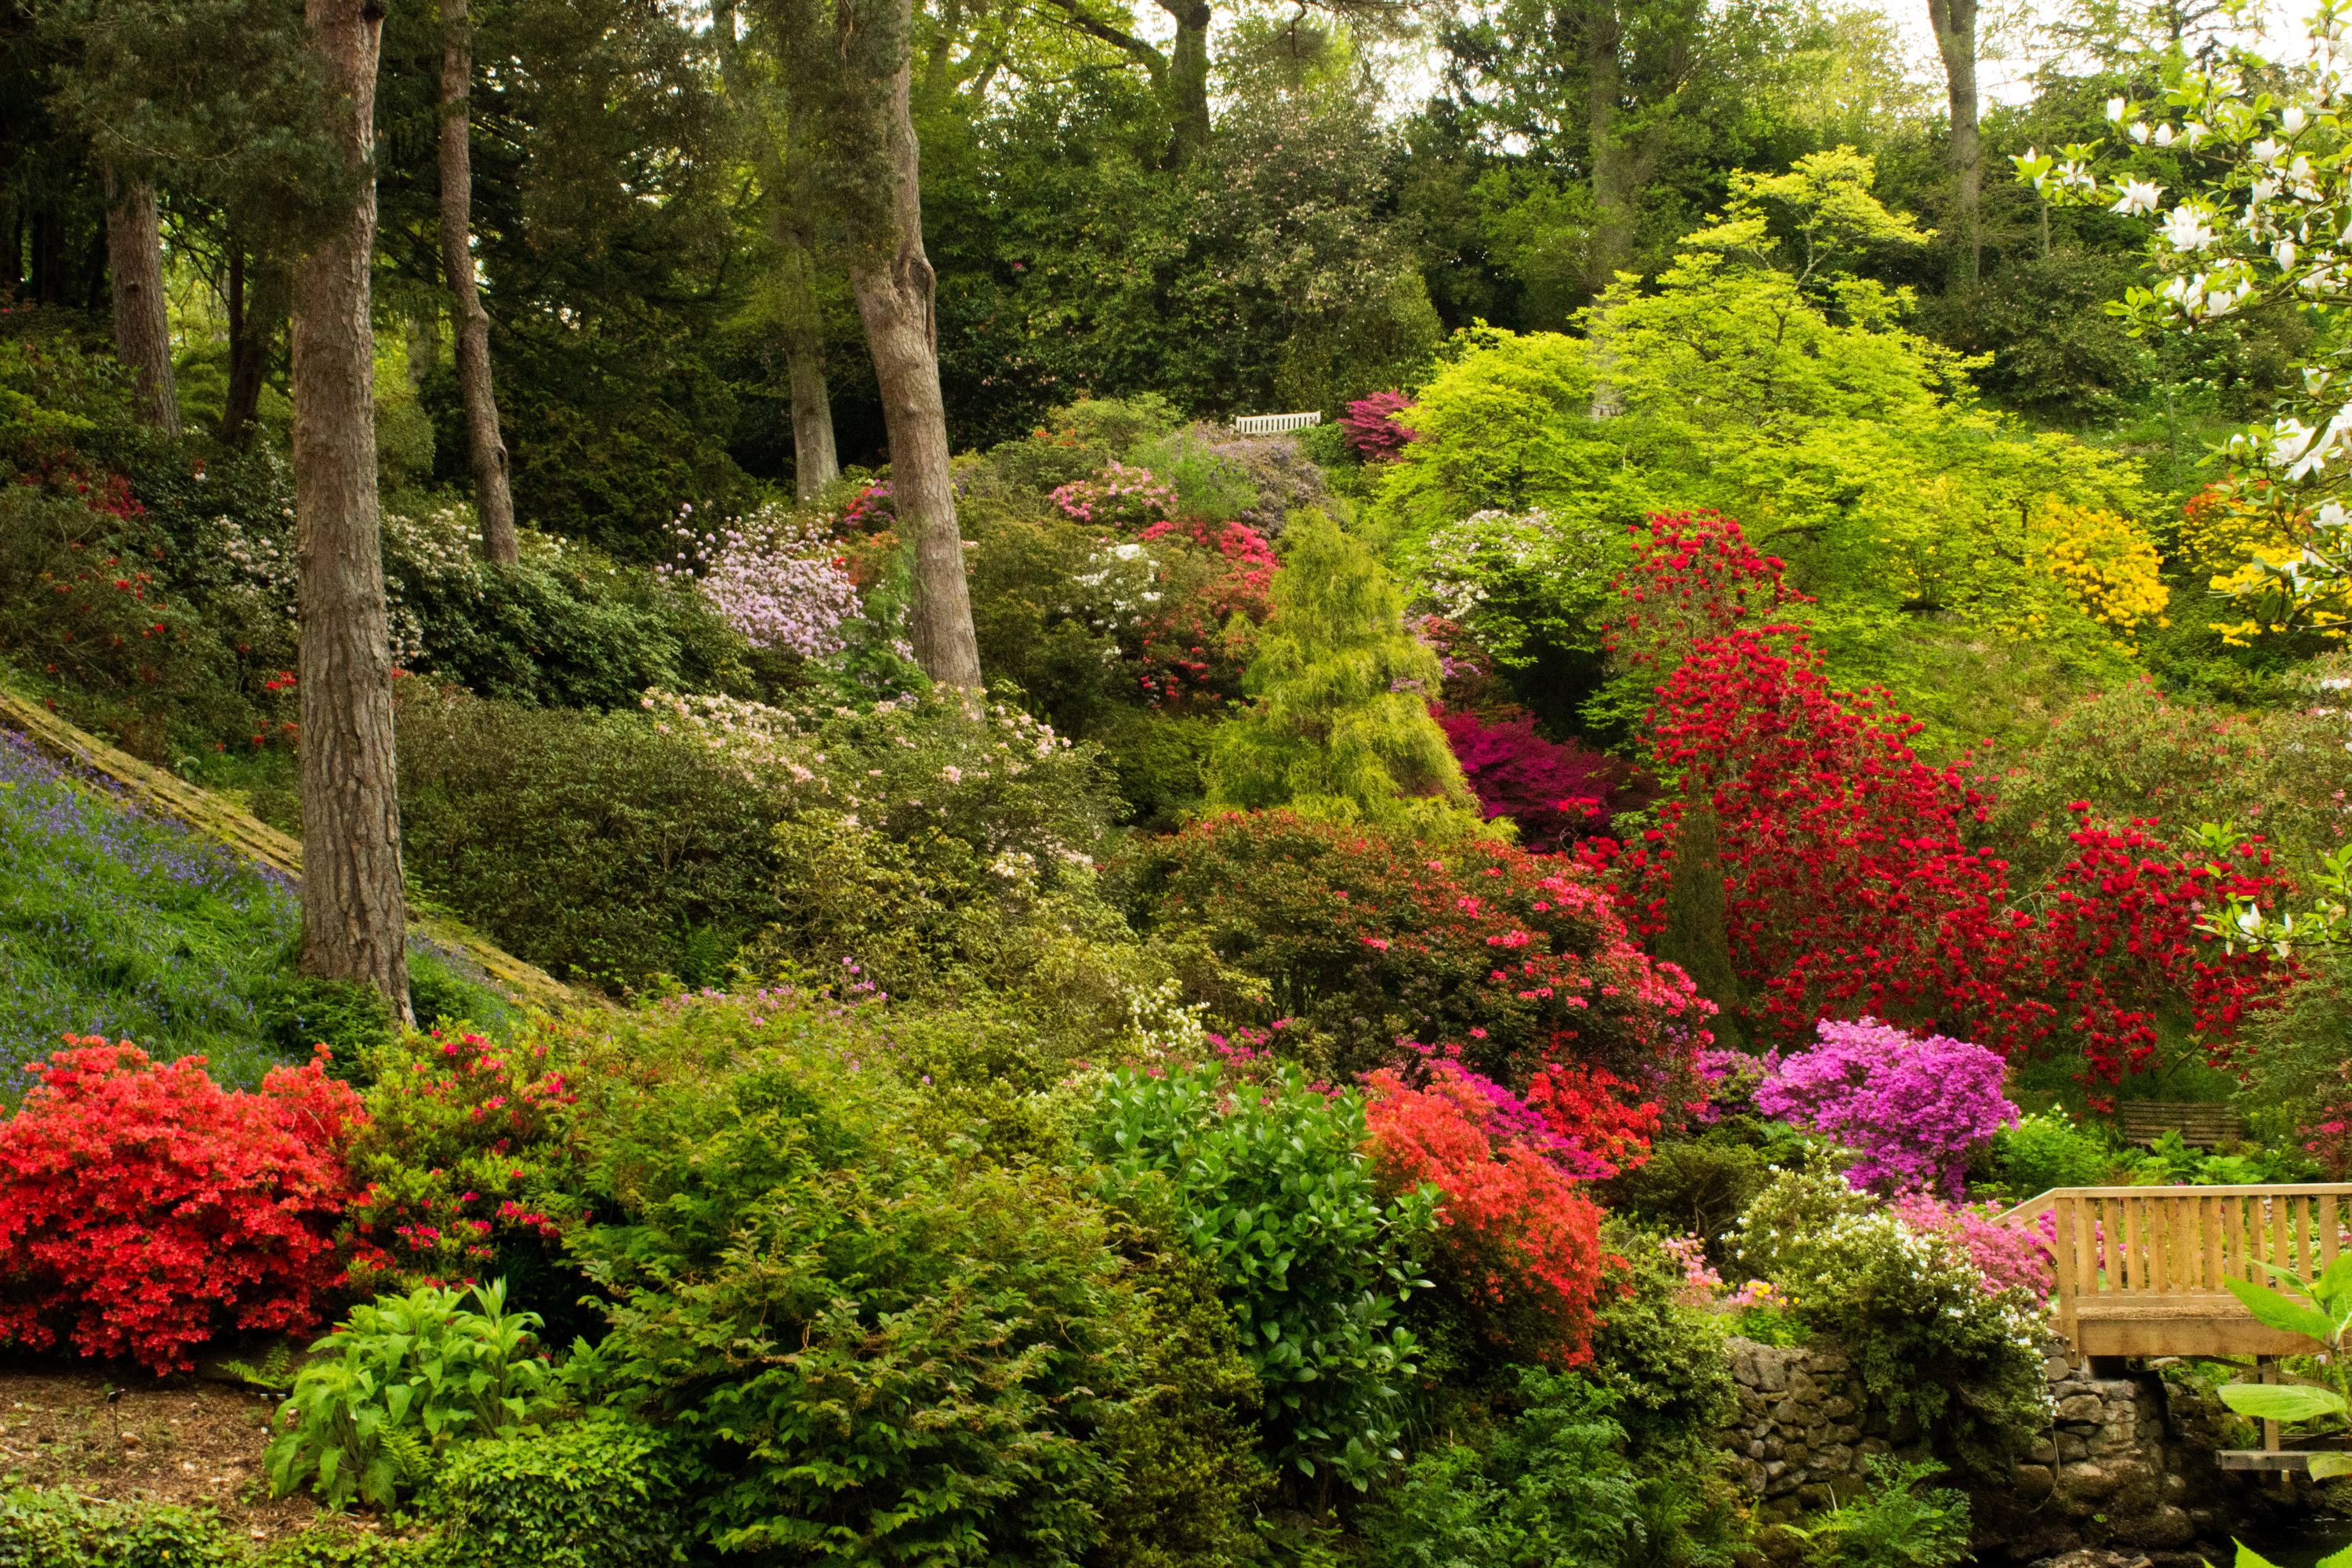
1435, 708, 1642, 851
341, 1029, 584, 1287
1887, 1195, 2054, 1302
1129, 517, 1278, 707
1133, 810, 1715, 1092
1754, 1019, 2016, 1197
0, 1038, 372, 1373
657, 502, 862, 657
1595, 510, 2299, 1085
1365, 1062, 1614, 1365
1050, 462, 1178, 529
1341, 391, 1418, 463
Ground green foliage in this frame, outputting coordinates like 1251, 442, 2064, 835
572, 1031, 1138, 1565
1087, 1062, 1439, 1485
1090, 1240, 1278, 1568
1208, 513, 1482, 837
1359, 1370, 1640, 1568
1784, 1457, 1970, 1568
249, 975, 396, 1084
1370, 329, 1603, 539
266, 1280, 564, 1511
2212, 1254, 2352, 1479
424, 1418, 690, 1568
1599, 1135, 1773, 1250
0, 1486, 230, 1568
1734, 1164, 2046, 1478
394, 687, 784, 990
1988, 1111, 2113, 1196
1584, 1222, 1737, 1462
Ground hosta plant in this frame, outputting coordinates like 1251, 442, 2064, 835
266, 1279, 561, 1509
2216, 1255, 2352, 1478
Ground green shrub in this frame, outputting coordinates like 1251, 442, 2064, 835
1087, 1062, 1439, 1486
267, 1280, 564, 1510
1599, 1135, 1773, 1250
1786, 1457, 1969, 1568
0, 1485, 230, 1568
1360, 1369, 1639, 1568
394, 685, 785, 989
425, 1418, 688, 1568
1585, 1222, 1737, 1463
1989, 1110, 2112, 1196
249, 974, 396, 1084
572, 1033, 1141, 1566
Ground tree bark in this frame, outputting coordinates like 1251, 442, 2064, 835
713, 0, 840, 501
843, 0, 982, 689
103, 169, 180, 437
222, 243, 285, 447
1582, 1, 1634, 297
1927, 0, 1981, 287
1158, 0, 1213, 171
292, 0, 411, 1021
779, 223, 840, 499
437, 0, 516, 564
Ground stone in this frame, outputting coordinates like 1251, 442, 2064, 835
1860, 1437, 1892, 1455
1829, 1425, 1860, 1446
2027, 1550, 2153, 1568
2030, 1440, 2059, 1465
2045, 1356, 2077, 1381
1814, 1443, 1853, 1475
2114, 1506, 2195, 1550
2059, 1461, 2114, 1498
1809, 1352, 1849, 1374
1764, 1436, 1786, 1461
1821, 1396, 1856, 1420
1782, 1443, 1809, 1468
1795, 1483, 1833, 1510
2056, 1435, 2088, 1461
2057, 1394, 2106, 1421
1732, 1345, 1761, 1388
1748, 1439, 1766, 1460
2014, 1464, 2056, 1494
1772, 1399, 1804, 1424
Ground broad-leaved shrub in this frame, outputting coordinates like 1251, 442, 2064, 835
1753, 1019, 2016, 1197
0, 1038, 367, 1373
424, 1417, 688, 1568
1088, 1062, 1438, 1485
267, 1279, 562, 1510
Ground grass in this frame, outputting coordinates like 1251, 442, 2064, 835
0, 728, 512, 1098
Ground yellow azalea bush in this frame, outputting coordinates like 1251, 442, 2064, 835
2181, 483, 2350, 645
2027, 500, 2169, 651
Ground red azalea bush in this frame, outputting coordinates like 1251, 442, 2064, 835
1435, 708, 1647, 851
1129, 810, 1715, 1091
0, 1038, 372, 1374
1131, 517, 1279, 709
341, 1029, 584, 1288
1365, 1061, 1614, 1364
1341, 391, 1418, 463
1592, 512, 2299, 1087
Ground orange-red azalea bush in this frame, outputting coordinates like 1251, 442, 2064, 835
1365, 1062, 1616, 1365
0, 1038, 371, 1373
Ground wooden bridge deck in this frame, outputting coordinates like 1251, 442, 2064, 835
1998, 1184, 2352, 1358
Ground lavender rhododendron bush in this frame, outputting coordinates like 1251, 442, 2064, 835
1754, 1018, 2017, 1196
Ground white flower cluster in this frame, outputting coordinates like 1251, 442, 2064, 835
656, 502, 863, 658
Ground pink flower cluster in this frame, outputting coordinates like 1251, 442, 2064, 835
1049, 462, 1178, 529
1341, 390, 1418, 462
1754, 1018, 2016, 1196
1661, 1232, 1724, 1305
658, 504, 862, 657
1891, 1194, 2054, 1301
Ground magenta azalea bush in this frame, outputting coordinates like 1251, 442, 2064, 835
659, 503, 862, 657
1755, 1018, 2017, 1196
1341, 390, 1418, 463
1435, 709, 1638, 851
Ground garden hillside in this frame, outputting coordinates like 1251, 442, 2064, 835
5, 0, 2352, 1565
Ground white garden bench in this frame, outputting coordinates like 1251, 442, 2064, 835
1232, 411, 1323, 434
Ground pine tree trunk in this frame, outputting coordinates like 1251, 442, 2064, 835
779, 220, 840, 500
1927, 0, 1982, 287
222, 244, 283, 447
438, 0, 516, 564
292, 0, 411, 1021
1583, 3, 1635, 297
843, 2, 981, 689
103, 169, 180, 437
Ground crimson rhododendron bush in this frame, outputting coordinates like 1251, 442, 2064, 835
0, 1038, 372, 1373
1365, 1062, 1614, 1365
1595, 512, 2298, 1085
1434, 708, 1647, 851
1132, 808, 1715, 1089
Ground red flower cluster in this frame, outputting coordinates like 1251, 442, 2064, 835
1435, 708, 1646, 851
1132, 517, 1278, 708
1592, 513, 2297, 1085
1365, 1064, 1613, 1364
0, 1040, 372, 1374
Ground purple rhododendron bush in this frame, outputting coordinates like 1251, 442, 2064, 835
1754, 1018, 2018, 1196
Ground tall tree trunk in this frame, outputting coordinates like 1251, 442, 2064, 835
292, 0, 411, 1021
102, 169, 180, 436
223, 243, 285, 447
843, 0, 982, 689
1927, 0, 1981, 287
779, 222, 840, 499
1582, 2, 1634, 297
1158, 0, 1213, 171
437, 0, 516, 564
713, 0, 840, 503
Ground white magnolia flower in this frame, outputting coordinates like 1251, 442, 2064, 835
2107, 96, 2128, 122
2253, 137, 2288, 165
2283, 106, 2309, 132
2183, 121, 2209, 147
2111, 178, 2165, 216
2159, 206, 2216, 251
2130, 121, 2152, 143
2154, 123, 2177, 147
2277, 238, 2299, 269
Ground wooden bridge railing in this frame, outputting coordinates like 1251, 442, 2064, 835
1995, 1184, 2352, 1358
